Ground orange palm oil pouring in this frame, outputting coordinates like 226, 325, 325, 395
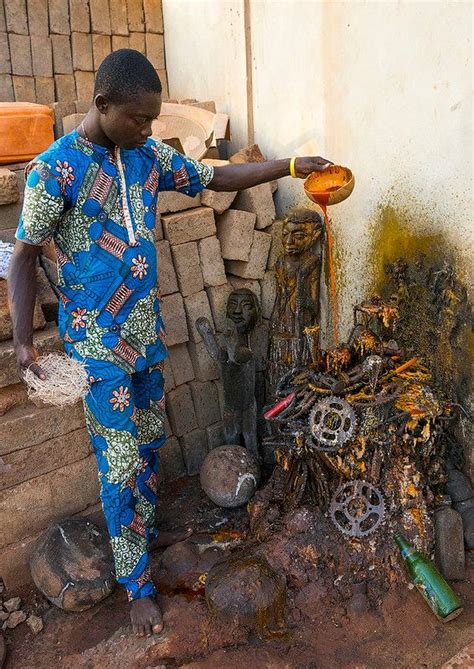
303, 166, 355, 346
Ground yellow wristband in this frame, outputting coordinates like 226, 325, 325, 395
290, 156, 298, 178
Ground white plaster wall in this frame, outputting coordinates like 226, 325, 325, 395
316, 0, 473, 331
163, 0, 472, 336
162, 0, 249, 150
249, 0, 327, 200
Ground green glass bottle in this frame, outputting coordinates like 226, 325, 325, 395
395, 534, 463, 622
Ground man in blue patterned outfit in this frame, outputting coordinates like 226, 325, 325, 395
8, 49, 332, 635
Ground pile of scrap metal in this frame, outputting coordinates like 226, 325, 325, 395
263, 294, 455, 544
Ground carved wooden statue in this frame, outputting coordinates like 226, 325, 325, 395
270, 208, 324, 379
196, 288, 261, 458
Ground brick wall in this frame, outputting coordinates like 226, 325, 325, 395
0, 0, 168, 111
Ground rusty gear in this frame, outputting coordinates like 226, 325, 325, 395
329, 480, 385, 538
308, 396, 357, 452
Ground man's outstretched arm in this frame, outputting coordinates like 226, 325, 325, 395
207, 156, 332, 192
8, 241, 46, 379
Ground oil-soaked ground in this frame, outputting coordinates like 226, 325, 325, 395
4, 476, 473, 669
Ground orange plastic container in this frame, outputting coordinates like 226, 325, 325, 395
0, 102, 54, 165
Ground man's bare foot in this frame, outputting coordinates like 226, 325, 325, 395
130, 596, 163, 636
149, 526, 193, 551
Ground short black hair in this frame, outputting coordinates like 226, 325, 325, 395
94, 49, 162, 104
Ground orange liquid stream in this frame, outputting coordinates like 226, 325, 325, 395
316, 196, 339, 344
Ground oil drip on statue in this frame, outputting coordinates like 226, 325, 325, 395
269, 208, 325, 389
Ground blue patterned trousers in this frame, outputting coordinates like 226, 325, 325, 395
82, 358, 166, 601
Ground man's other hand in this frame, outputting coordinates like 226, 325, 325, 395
15, 343, 46, 380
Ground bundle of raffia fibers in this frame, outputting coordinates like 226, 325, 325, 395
23, 353, 89, 406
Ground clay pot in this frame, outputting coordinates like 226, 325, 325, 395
200, 445, 260, 508
205, 554, 286, 630
30, 518, 115, 612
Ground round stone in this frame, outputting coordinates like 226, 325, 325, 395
160, 541, 200, 577
200, 445, 260, 508
205, 554, 286, 627
30, 518, 115, 612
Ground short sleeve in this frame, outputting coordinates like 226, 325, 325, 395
152, 141, 214, 196
16, 160, 66, 246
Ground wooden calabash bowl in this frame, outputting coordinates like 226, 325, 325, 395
304, 165, 355, 205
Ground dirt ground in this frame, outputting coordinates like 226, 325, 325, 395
3, 477, 473, 669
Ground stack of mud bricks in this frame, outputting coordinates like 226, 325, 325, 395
159, 144, 281, 481
0, 0, 168, 135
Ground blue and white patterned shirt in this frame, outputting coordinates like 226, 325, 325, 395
16, 130, 214, 372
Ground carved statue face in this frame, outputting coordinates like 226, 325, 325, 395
226, 290, 259, 334
282, 221, 320, 255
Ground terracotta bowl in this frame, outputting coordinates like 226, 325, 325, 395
304, 165, 355, 206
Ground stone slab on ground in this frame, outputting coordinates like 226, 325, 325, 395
167, 343, 195, 386
171, 241, 204, 297
216, 209, 255, 261
225, 229, 272, 280
156, 240, 179, 295
166, 384, 198, 437
160, 293, 188, 346
162, 207, 215, 245
198, 236, 226, 287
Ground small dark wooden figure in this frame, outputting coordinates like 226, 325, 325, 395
196, 288, 261, 457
